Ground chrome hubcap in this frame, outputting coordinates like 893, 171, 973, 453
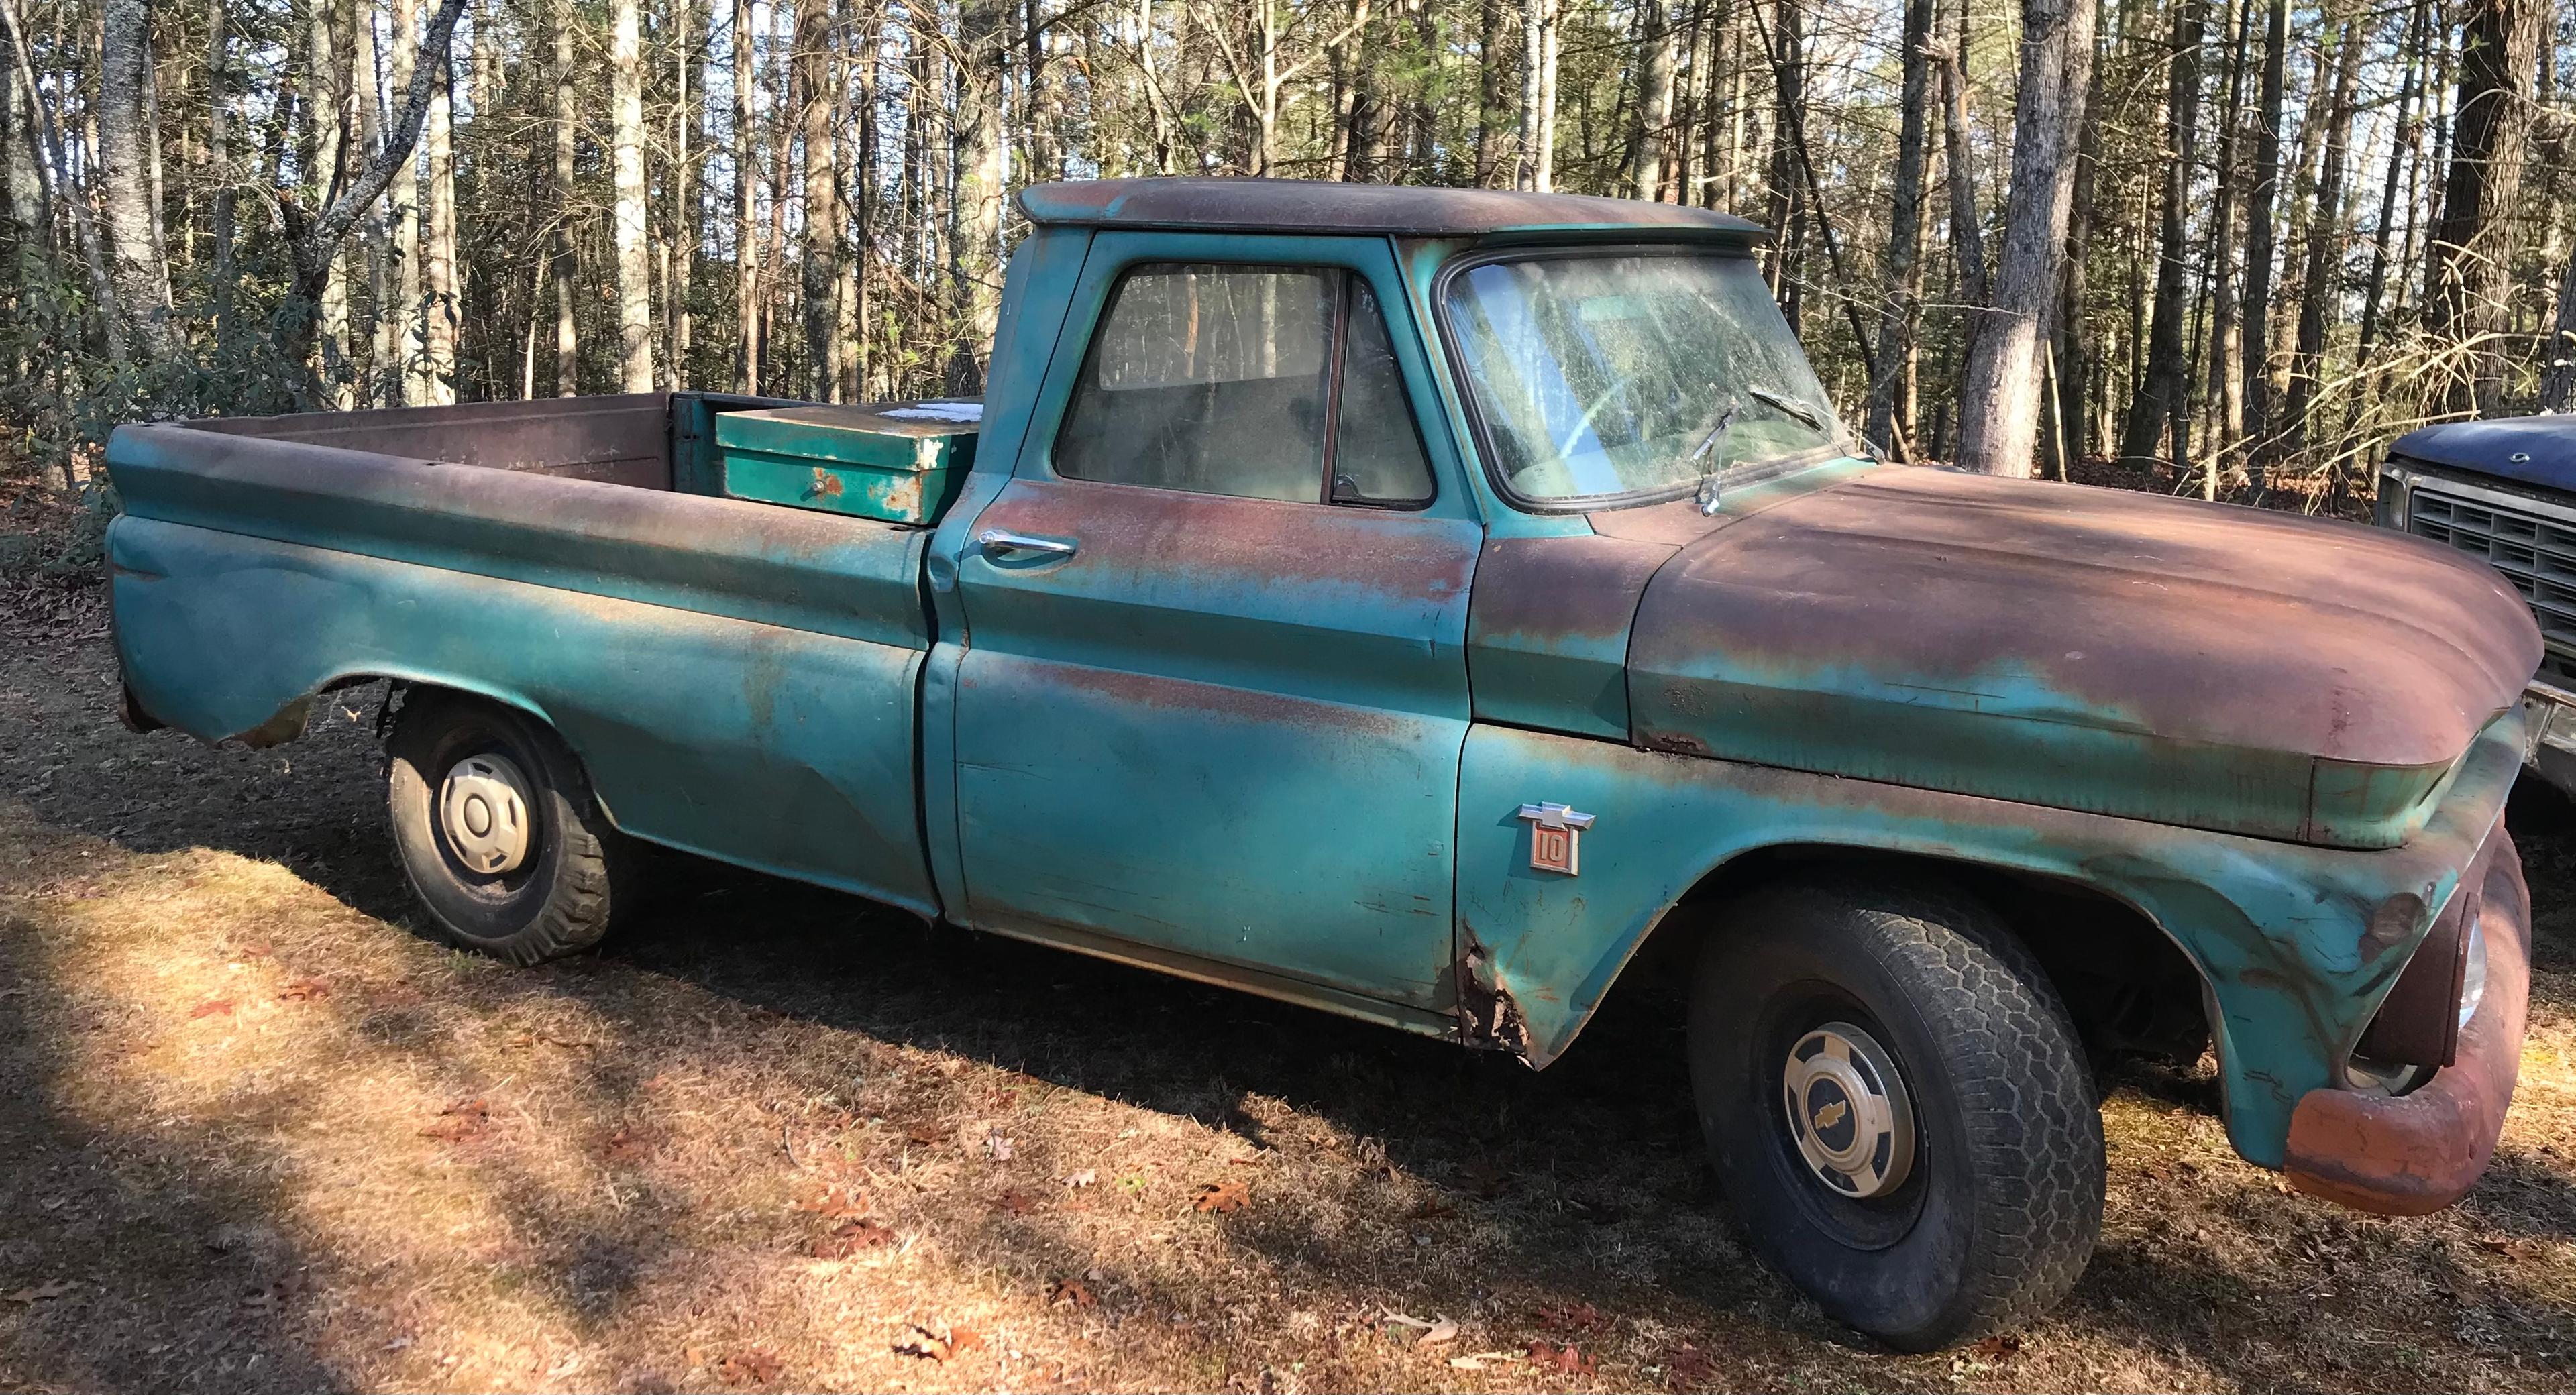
437, 752, 533, 875
1782, 1021, 1916, 1198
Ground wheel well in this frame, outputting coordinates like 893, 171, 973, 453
1625, 845, 2212, 1066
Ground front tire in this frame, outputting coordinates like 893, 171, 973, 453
386, 690, 642, 964
1688, 878, 2103, 1350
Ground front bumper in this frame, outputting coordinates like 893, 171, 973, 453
2283, 828, 2532, 1215
2523, 680, 2576, 793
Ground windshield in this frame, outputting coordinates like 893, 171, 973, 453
1442, 252, 1847, 505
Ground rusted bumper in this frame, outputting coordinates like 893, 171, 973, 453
2284, 829, 2531, 1215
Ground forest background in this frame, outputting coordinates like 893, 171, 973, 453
0, 0, 2569, 519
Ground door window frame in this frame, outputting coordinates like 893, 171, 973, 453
1017, 232, 1481, 524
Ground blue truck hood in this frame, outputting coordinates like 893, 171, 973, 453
2390, 416, 2576, 492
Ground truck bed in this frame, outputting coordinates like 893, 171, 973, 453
104, 392, 951, 919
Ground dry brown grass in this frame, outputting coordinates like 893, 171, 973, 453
3, 576, 2575, 1394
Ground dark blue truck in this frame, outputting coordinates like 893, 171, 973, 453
2378, 418, 2576, 792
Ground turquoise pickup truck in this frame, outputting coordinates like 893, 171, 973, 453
106, 180, 2546, 1349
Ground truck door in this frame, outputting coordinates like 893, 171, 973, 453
949, 236, 1479, 1011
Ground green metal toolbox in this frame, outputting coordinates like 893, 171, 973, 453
712, 401, 981, 525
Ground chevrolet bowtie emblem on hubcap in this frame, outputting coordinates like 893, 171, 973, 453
1517, 803, 1597, 876
1811, 1099, 1848, 1131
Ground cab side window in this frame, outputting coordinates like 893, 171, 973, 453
1053, 264, 1434, 508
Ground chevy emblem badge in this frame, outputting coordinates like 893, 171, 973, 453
1517, 803, 1597, 876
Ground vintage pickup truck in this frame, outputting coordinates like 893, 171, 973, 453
107, 180, 2544, 1349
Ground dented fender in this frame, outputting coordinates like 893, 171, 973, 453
1454, 716, 2523, 1170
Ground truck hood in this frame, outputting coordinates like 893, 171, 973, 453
2389, 416, 2576, 494
1626, 466, 2542, 848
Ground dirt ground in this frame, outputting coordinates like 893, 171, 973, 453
2, 554, 2574, 1394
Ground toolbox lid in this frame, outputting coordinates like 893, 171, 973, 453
714, 401, 982, 473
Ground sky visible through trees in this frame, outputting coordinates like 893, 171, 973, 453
1, 0, 2570, 494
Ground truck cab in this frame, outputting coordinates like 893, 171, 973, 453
106, 180, 2546, 1351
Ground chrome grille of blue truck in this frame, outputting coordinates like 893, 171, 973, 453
2408, 482, 2576, 685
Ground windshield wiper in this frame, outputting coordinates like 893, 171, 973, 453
1688, 398, 1741, 516
1748, 384, 1827, 431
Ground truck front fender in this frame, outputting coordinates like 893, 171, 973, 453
1456, 720, 2520, 1170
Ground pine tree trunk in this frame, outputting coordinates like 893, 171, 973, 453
798, 0, 837, 398
670, 0, 696, 389
2201, 0, 2248, 475
352, 0, 390, 400
309, 0, 354, 404
98, 0, 171, 359
1473, 0, 1505, 186
555, 0, 579, 395
1955, 0, 2094, 477
2284, 17, 2359, 452
1864, 0, 1931, 455
2054, 15, 2102, 468
2540, 241, 2576, 411
2345, 0, 2426, 435
949, 0, 1007, 390
2426, 0, 2546, 416
412, 0, 460, 405
1629, 0, 1674, 199
734, 0, 759, 391
204, 0, 236, 344
610, 0, 656, 392
2116, 0, 2202, 467
1935, 41, 1987, 314
2239, 0, 2285, 476
390, 0, 421, 402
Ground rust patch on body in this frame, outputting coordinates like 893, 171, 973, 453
989, 657, 1412, 741
971, 476, 1475, 602
2285, 831, 2531, 1215
1455, 923, 1532, 1059
1467, 535, 1675, 647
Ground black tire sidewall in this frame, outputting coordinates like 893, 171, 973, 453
1689, 885, 2093, 1349
386, 694, 582, 954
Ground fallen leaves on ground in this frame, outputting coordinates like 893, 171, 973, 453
995, 1188, 1041, 1215
1536, 1299, 1608, 1335
714, 1348, 784, 1386
187, 997, 237, 1019
1970, 1334, 2025, 1362
893, 1321, 981, 1362
419, 1098, 492, 1143
794, 1185, 868, 1219
1527, 1339, 1597, 1375
1046, 1277, 1097, 1309
1662, 1344, 1717, 1388
983, 1127, 1014, 1161
808, 1219, 896, 1258
1193, 1179, 1250, 1214
1060, 1168, 1097, 1188
1463, 1161, 1515, 1198
3, 1280, 72, 1304
600, 1127, 653, 1164
276, 978, 327, 1001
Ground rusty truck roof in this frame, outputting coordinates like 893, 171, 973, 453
1015, 178, 1768, 240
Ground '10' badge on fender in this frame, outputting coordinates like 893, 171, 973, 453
1517, 803, 1597, 875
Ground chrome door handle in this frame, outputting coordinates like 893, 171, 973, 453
977, 528, 1079, 560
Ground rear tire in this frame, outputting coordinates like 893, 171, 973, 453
1688, 878, 2102, 1350
385, 690, 641, 964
